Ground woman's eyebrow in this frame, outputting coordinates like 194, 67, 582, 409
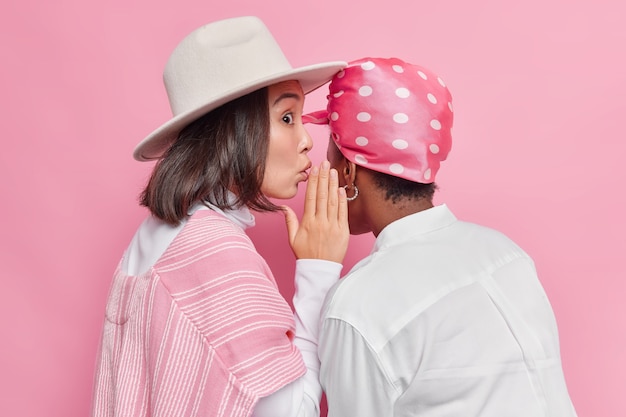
273, 92, 302, 107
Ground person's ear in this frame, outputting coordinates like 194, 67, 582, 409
343, 160, 357, 185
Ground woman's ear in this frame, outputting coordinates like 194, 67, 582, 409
343, 160, 357, 185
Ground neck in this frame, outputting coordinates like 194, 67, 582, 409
371, 198, 433, 237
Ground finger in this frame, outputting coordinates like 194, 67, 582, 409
315, 160, 330, 218
281, 205, 299, 246
303, 165, 319, 220
337, 184, 348, 227
327, 168, 339, 221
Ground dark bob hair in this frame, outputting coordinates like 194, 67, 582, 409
140, 87, 281, 226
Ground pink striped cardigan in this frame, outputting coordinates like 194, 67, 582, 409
92, 209, 305, 417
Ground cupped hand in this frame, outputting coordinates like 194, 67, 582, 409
283, 161, 349, 264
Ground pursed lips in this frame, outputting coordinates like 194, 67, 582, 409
300, 162, 312, 181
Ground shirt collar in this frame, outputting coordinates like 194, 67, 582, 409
372, 204, 457, 253
189, 191, 256, 230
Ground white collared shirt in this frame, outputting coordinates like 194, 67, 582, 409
319, 204, 577, 417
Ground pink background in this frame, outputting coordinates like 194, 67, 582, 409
1, 0, 624, 415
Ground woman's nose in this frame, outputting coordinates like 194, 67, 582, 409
301, 128, 314, 153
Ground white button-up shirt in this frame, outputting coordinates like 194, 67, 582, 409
319, 204, 577, 416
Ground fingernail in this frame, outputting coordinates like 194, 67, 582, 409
322, 160, 330, 169
311, 166, 319, 175
330, 169, 337, 179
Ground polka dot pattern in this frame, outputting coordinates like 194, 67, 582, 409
393, 113, 409, 124
393, 139, 409, 149
390, 163, 404, 174
396, 88, 410, 98
356, 136, 368, 146
359, 86, 373, 96
355, 154, 368, 164
357, 112, 371, 122
303, 57, 453, 183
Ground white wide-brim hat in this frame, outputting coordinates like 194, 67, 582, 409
133, 16, 346, 161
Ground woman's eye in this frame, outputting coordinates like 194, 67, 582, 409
282, 113, 294, 124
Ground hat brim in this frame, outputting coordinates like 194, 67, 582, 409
133, 61, 346, 161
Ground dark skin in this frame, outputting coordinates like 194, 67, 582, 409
326, 138, 434, 238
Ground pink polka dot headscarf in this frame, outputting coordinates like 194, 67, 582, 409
304, 57, 453, 183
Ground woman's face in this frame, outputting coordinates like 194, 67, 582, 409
262, 80, 313, 199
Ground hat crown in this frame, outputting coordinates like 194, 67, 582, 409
133, 16, 345, 161
164, 16, 291, 116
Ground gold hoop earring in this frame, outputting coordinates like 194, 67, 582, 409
343, 184, 359, 202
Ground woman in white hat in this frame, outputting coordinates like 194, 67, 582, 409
92, 17, 348, 417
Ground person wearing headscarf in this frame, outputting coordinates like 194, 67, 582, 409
305, 57, 577, 416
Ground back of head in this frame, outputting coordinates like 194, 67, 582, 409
307, 57, 454, 185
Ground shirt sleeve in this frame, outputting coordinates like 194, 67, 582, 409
252, 259, 342, 417
319, 317, 398, 417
